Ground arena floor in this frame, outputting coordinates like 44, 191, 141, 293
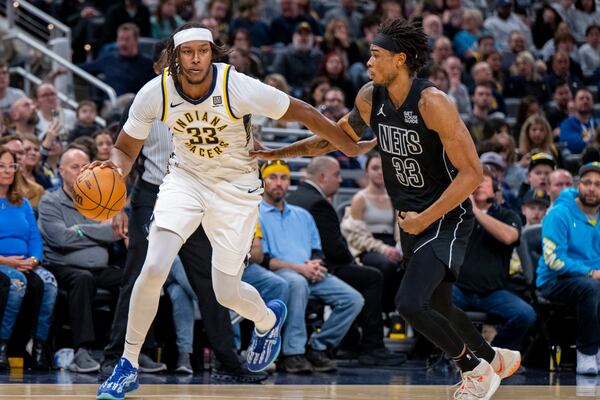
0, 364, 597, 399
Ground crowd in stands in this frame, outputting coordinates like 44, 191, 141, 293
0, 0, 597, 379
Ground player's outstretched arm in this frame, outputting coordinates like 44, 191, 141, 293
251, 83, 376, 160
84, 129, 145, 176
416, 88, 483, 227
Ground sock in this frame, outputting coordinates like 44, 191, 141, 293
472, 341, 496, 364
452, 345, 480, 372
255, 308, 276, 334
123, 339, 141, 369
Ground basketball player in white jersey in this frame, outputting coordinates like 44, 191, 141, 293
94, 23, 373, 399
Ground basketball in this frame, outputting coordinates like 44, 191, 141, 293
72, 166, 127, 221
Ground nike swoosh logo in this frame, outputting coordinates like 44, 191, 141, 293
170, 101, 184, 108
248, 187, 261, 193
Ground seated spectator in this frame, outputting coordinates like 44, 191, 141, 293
0, 136, 44, 208
230, 29, 264, 77
452, 8, 484, 61
150, 0, 184, 40
320, 87, 349, 123
465, 83, 503, 142
252, 74, 300, 130
319, 17, 361, 70
228, 47, 263, 79
102, 0, 151, 45
453, 167, 535, 351
68, 101, 102, 142
34, 83, 76, 139
229, 0, 271, 48
505, 52, 548, 102
532, 4, 564, 50
318, 52, 356, 108
560, 88, 598, 154
93, 130, 114, 161
546, 168, 574, 205
10, 97, 44, 139
578, 25, 600, 81
519, 115, 561, 164
544, 79, 573, 136
272, 22, 323, 99
38, 148, 125, 373
81, 23, 154, 97
259, 160, 363, 372
545, 50, 583, 98
163, 255, 198, 374
306, 77, 331, 108
322, 0, 363, 40
518, 152, 556, 202
0, 146, 57, 371
342, 152, 402, 313
19, 134, 55, 190
423, 14, 444, 47
482, 50, 506, 94
442, 56, 471, 115
287, 157, 405, 366
0, 60, 25, 114
501, 31, 528, 71
205, 0, 233, 42
349, 14, 379, 90
521, 188, 551, 226
431, 36, 454, 67
480, 151, 521, 213
536, 162, 600, 375
571, 0, 600, 42
483, 0, 534, 53
469, 61, 506, 114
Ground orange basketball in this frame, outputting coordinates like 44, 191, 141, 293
72, 166, 127, 221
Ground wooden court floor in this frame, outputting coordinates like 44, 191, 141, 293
0, 384, 598, 399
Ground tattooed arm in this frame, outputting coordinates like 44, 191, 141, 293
251, 83, 375, 159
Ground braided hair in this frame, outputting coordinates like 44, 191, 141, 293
161, 22, 231, 86
379, 20, 429, 75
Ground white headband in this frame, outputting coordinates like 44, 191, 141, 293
173, 28, 214, 47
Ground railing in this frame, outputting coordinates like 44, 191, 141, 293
10, 66, 107, 127
4, 0, 70, 44
5, 31, 118, 109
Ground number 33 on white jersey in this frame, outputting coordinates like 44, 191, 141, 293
123, 63, 290, 180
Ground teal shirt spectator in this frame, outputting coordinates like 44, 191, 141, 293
150, 15, 184, 40
259, 200, 321, 264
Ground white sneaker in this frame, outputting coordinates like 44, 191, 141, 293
453, 359, 501, 400
577, 350, 598, 375
490, 347, 521, 379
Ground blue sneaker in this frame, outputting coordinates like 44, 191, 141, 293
96, 357, 139, 399
246, 299, 287, 372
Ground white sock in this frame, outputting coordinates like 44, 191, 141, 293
255, 308, 276, 334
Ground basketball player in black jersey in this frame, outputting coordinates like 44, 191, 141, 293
253, 20, 522, 399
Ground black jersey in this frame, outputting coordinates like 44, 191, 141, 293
370, 78, 470, 217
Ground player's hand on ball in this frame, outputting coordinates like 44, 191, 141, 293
398, 211, 427, 235
80, 160, 123, 176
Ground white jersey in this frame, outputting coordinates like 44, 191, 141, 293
124, 63, 290, 180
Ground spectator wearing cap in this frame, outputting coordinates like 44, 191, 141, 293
536, 162, 600, 375
483, 0, 534, 53
546, 168, 574, 205
518, 152, 556, 203
521, 189, 551, 226
480, 151, 521, 213
454, 167, 535, 352
272, 22, 323, 99
560, 88, 598, 154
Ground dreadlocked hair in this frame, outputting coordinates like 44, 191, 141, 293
379, 19, 429, 75
162, 22, 231, 86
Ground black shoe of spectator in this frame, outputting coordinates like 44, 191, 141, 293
281, 355, 313, 373
98, 358, 118, 380
357, 347, 407, 367
210, 365, 268, 384
306, 347, 337, 372
0, 340, 7, 370
30, 340, 52, 371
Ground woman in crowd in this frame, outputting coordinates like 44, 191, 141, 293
0, 146, 57, 371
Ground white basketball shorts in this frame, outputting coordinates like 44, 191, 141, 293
152, 165, 263, 275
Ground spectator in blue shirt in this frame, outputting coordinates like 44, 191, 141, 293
536, 162, 600, 375
80, 23, 154, 97
259, 160, 363, 373
0, 146, 57, 371
560, 88, 598, 154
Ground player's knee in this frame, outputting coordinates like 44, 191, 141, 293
139, 261, 168, 287
396, 292, 423, 322
214, 286, 239, 309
